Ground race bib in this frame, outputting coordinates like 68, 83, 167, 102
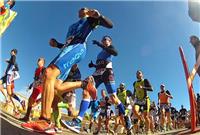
93, 68, 106, 76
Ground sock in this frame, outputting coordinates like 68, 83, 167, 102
68, 109, 72, 116
53, 110, 61, 128
12, 94, 21, 103
117, 102, 125, 115
58, 102, 69, 109
77, 99, 90, 121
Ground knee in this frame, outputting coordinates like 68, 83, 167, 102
109, 94, 117, 104
44, 67, 53, 79
7, 90, 13, 97
83, 90, 90, 98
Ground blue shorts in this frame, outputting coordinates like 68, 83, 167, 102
93, 68, 116, 94
50, 43, 86, 81
91, 111, 99, 121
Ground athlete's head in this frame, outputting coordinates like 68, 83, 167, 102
190, 35, 199, 47
136, 70, 143, 80
101, 89, 106, 97
181, 105, 184, 109
126, 90, 132, 97
160, 84, 165, 92
151, 101, 156, 106
102, 35, 112, 47
79, 7, 89, 18
11, 49, 17, 56
37, 58, 45, 68
6, 0, 15, 9
119, 83, 125, 90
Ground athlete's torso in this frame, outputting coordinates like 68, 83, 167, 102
134, 79, 146, 100
117, 89, 127, 105
67, 17, 99, 45
159, 92, 170, 104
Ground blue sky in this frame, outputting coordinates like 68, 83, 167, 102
1, 1, 200, 111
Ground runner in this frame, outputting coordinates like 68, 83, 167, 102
190, 35, 200, 76
19, 58, 45, 122
158, 84, 173, 131
62, 35, 133, 134
171, 106, 178, 129
132, 70, 153, 134
21, 7, 113, 134
52, 64, 81, 133
149, 101, 158, 133
94, 89, 112, 134
0, 49, 25, 114
179, 105, 187, 128
86, 98, 100, 133
113, 83, 127, 133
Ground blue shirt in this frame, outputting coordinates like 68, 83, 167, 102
66, 17, 100, 45
97, 49, 113, 62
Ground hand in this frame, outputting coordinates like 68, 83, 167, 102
136, 85, 143, 89
5, 59, 9, 63
88, 9, 101, 18
92, 40, 100, 45
88, 61, 94, 68
49, 38, 58, 47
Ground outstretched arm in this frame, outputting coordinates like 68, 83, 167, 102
98, 15, 113, 28
92, 40, 118, 56
88, 61, 97, 68
49, 38, 65, 49
88, 9, 113, 29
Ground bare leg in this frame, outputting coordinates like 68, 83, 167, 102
6, 85, 17, 112
144, 112, 150, 132
41, 65, 60, 119
55, 79, 82, 92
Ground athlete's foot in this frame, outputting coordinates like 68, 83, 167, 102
61, 118, 81, 134
82, 76, 97, 100
19, 116, 30, 122
21, 119, 55, 134
13, 109, 20, 118
54, 127, 62, 134
146, 130, 152, 135
124, 116, 133, 130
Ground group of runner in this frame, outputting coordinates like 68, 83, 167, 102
1, 7, 200, 135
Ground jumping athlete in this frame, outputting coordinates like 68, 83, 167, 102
21, 7, 113, 134
63, 35, 133, 134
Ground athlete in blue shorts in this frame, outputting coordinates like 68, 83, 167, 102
64, 35, 133, 134
21, 7, 113, 134
87, 99, 100, 133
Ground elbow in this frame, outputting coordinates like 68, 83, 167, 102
113, 53, 118, 56
107, 23, 113, 29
